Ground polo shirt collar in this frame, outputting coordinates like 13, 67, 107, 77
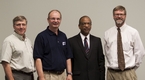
46, 26, 60, 36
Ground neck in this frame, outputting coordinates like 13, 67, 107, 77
116, 24, 123, 28
116, 22, 125, 28
49, 27, 58, 35
81, 32, 89, 37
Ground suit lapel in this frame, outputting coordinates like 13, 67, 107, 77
87, 35, 93, 59
76, 34, 88, 58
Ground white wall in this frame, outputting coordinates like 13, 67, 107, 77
0, 0, 145, 80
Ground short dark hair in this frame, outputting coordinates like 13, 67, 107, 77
78, 15, 92, 26
13, 15, 27, 26
113, 5, 126, 15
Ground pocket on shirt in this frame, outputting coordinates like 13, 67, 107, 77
123, 41, 133, 51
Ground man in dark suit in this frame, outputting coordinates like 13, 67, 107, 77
68, 15, 105, 80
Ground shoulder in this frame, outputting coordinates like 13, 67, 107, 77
3, 34, 15, 42
105, 26, 115, 34
38, 29, 47, 35
90, 34, 101, 40
104, 26, 116, 39
126, 25, 138, 32
36, 29, 48, 38
2, 34, 18, 47
90, 35, 102, 44
68, 34, 79, 40
125, 25, 139, 35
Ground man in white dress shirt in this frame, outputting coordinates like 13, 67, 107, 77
104, 5, 145, 80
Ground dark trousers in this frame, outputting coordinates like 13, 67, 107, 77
5, 70, 34, 80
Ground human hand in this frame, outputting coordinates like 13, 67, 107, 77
38, 77, 45, 80
66, 75, 72, 80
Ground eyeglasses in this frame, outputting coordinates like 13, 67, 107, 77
49, 18, 61, 21
114, 14, 126, 17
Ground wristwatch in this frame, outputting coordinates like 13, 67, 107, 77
67, 72, 73, 75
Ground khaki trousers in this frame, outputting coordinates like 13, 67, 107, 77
41, 70, 66, 80
107, 69, 137, 80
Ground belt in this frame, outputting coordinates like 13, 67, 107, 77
108, 67, 135, 72
44, 70, 64, 75
12, 70, 33, 75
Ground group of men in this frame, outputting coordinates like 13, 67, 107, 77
0, 5, 145, 80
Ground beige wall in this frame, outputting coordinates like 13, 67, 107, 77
0, 0, 145, 80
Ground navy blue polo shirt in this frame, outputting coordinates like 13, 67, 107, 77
33, 27, 73, 71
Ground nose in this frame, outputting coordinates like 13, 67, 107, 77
118, 15, 122, 17
20, 24, 23, 27
19, 24, 25, 28
54, 19, 58, 22
84, 23, 88, 26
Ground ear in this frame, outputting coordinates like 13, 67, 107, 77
78, 25, 81, 29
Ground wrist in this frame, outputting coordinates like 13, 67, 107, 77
67, 72, 73, 76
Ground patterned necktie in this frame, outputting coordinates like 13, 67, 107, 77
117, 27, 125, 71
84, 37, 89, 54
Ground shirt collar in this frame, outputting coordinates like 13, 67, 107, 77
46, 26, 60, 36
115, 23, 127, 31
13, 32, 26, 41
80, 33, 90, 40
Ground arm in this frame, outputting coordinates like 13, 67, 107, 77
66, 58, 72, 80
35, 58, 45, 80
2, 61, 14, 80
98, 39, 105, 80
134, 31, 145, 69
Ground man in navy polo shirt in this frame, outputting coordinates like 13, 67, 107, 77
33, 10, 73, 80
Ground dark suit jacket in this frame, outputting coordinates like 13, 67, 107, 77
68, 34, 105, 80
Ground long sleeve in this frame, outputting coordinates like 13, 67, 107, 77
133, 31, 145, 68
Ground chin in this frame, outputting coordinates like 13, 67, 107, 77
53, 26, 59, 28
116, 21, 123, 25
18, 32, 25, 35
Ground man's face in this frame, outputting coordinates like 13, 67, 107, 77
48, 11, 61, 28
113, 10, 126, 27
79, 17, 91, 36
13, 20, 27, 36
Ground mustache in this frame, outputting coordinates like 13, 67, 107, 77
116, 17, 123, 20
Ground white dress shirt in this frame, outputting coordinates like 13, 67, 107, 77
0, 32, 35, 73
80, 33, 90, 48
104, 23, 145, 69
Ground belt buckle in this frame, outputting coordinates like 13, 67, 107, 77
56, 71, 63, 74
48, 70, 64, 74
56, 71, 60, 74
